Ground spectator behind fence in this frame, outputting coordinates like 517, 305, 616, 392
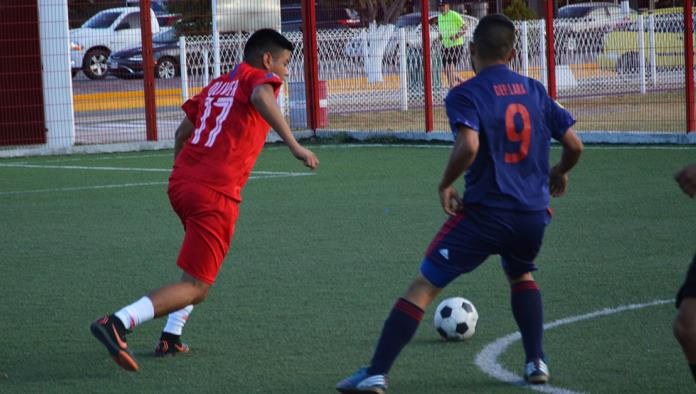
436, 0, 468, 88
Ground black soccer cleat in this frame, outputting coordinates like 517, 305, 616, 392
524, 358, 550, 384
154, 337, 190, 357
90, 315, 139, 372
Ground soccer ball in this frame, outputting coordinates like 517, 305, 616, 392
434, 297, 478, 341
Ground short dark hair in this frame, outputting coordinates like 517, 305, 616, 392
472, 14, 516, 61
243, 28, 294, 62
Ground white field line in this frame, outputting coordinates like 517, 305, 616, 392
38, 153, 173, 163
261, 144, 696, 151
474, 298, 673, 394
0, 163, 314, 178
0, 172, 313, 196
0, 163, 171, 172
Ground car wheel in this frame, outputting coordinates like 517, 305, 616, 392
83, 49, 110, 80
156, 57, 177, 79
616, 52, 640, 75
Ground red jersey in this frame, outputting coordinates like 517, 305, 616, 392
170, 63, 283, 202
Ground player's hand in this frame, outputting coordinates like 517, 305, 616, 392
675, 162, 696, 198
438, 184, 462, 216
291, 145, 319, 170
549, 165, 568, 197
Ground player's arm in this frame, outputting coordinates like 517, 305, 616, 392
549, 128, 583, 197
438, 126, 479, 215
675, 162, 696, 198
251, 84, 319, 170
173, 117, 195, 159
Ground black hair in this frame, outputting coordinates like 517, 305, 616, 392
243, 28, 294, 62
472, 14, 516, 61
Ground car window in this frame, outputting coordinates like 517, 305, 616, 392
396, 14, 418, 27
558, 6, 592, 18
83, 11, 121, 29
153, 28, 177, 43
281, 6, 301, 21
119, 12, 141, 30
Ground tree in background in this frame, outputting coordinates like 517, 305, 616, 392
348, 0, 409, 82
68, 0, 125, 28
351, 0, 409, 25
503, 0, 537, 20
166, 0, 212, 36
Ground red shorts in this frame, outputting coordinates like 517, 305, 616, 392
168, 180, 239, 285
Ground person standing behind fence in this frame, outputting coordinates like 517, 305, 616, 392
437, 0, 468, 88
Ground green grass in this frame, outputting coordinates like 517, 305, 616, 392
0, 144, 694, 393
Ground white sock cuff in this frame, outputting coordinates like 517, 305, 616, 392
115, 296, 155, 330
162, 305, 194, 336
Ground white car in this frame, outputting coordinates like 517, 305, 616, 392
70, 7, 161, 79
554, 2, 636, 54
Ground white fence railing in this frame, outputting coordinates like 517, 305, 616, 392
178, 13, 688, 127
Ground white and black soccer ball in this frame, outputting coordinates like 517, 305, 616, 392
434, 297, 478, 341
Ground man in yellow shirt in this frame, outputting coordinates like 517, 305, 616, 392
437, 0, 468, 88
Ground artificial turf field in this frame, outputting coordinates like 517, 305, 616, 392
0, 143, 694, 393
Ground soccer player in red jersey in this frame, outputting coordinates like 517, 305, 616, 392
674, 161, 696, 384
90, 29, 318, 372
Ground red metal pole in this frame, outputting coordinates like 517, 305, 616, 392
140, 0, 157, 141
301, 0, 320, 132
684, 2, 695, 133
545, 0, 556, 100
421, 0, 433, 132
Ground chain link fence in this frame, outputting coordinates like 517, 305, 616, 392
176, 12, 689, 134
1, 2, 694, 155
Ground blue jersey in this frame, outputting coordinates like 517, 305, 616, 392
444, 65, 575, 211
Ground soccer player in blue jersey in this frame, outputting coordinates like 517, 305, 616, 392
336, 14, 584, 393
674, 161, 696, 384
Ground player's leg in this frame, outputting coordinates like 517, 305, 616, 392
337, 207, 491, 393
507, 271, 548, 384
91, 181, 235, 370
149, 274, 210, 356
90, 274, 210, 371
673, 254, 696, 383
674, 299, 696, 383
156, 304, 194, 356
501, 209, 550, 384
336, 274, 442, 394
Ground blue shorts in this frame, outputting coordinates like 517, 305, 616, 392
421, 204, 552, 288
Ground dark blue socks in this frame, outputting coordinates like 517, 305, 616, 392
511, 280, 544, 362
367, 298, 424, 375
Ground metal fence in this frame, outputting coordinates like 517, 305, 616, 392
1, 2, 694, 156
174, 12, 690, 135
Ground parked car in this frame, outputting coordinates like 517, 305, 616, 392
555, 2, 636, 54
281, 4, 360, 32
597, 9, 694, 74
108, 28, 180, 79
70, 7, 161, 79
